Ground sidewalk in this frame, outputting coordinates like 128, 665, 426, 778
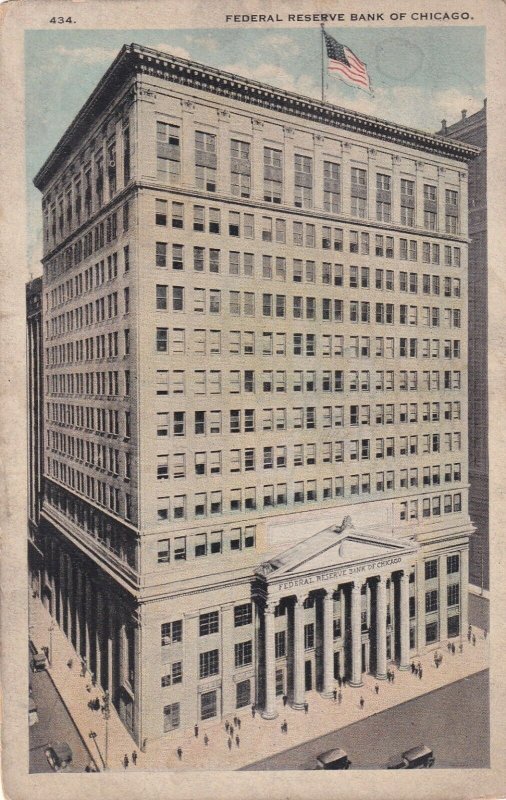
29, 596, 488, 772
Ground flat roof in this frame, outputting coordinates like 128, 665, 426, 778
34, 43, 479, 190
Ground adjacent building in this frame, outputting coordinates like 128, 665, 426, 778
437, 103, 488, 590
32, 44, 478, 745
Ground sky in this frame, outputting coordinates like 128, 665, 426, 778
25, 26, 485, 276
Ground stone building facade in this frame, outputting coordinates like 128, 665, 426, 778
32, 44, 478, 745
437, 103, 488, 590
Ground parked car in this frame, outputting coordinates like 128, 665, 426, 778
387, 745, 435, 769
31, 652, 47, 673
315, 748, 352, 770
28, 696, 38, 726
45, 742, 73, 772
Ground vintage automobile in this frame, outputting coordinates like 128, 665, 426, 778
45, 742, 73, 772
387, 744, 435, 769
315, 748, 352, 770
28, 696, 38, 726
31, 652, 47, 673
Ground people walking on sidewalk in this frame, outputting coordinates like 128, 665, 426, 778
177, 747, 183, 761
225, 720, 229, 733
333, 688, 337, 701
472, 634, 476, 647
235, 735, 240, 748
132, 750, 137, 766
227, 737, 232, 751
282, 694, 288, 707
194, 723, 199, 738
251, 705, 256, 719
419, 667, 423, 680
451, 643, 456, 655
204, 734, 209, 747
411, 661, 416, 674
459, 643, 463, 654
237, 718, 241, 730
359, 696, 365, 710
375, 683, 379, 695
304, 702, 309, 715
468, 625, 472, 642
123, 754, 129, 769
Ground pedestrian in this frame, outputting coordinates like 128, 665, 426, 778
123, 754, 129, 769
225, 720, 229, 733
235, 735, 240, 748
459, 643, 463, 654
447, 641, 452, 652
237, 717, 241, 730
230, 725, 234, 738
177, 746, 183, 761
204, 734, 209, 747
194, 723, 199, 738
419, 667, 423, 680
414, 666, 419, 677
233, 715, 238, 727
67, 658, 73, 669
472, 634, 476, 646
282, 694, 288, 707
435, 657, 439, 669
411, 661, 416, 674
283, 719, 288, 734
304, 702, 309, 715
467, 628, 472, 643
452, 643, 456, 655
359, 696, 365, 710
227, 737, 232, 751
333, 688, 337, 701
132, 750, 137, 766
391, 671, 395, 684
375, 683, 379, 695
338, 690, 342, 705
251, 705, 256, 719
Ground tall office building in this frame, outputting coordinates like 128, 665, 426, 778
27, 276, 44, 596
437, 103, 488, 590
33, 44, 478, 745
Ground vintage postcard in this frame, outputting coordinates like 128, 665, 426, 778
1, 0, 505, 798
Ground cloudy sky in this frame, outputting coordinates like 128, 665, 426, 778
25, 26, 485, 276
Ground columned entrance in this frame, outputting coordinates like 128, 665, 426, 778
254, 517, 418, 716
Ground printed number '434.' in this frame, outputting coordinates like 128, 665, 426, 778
49, 17, 75, 24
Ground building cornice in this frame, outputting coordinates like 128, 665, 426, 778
34, 43, 480, 191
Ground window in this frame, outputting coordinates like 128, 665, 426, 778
234, 603, 252, 627
199, 611, 219, 636
324, 160, 341, 212
156, 199, 167, 226
195, 131, 217, 192
304, 623, 315, 650
234, 640, 252, 668
157, 122, 181, 184
447, 554, 460, 574
425, 590, 438, 613
236, 680, 251, 709
294, 154, 313, 208
161, 620, 182, 646
231, 139, 251, 198
264, 147, 283, 203
200, 690, 217, 720
275, 630, 286, 658
163, 702, 180, 732
425, 559, 438, 580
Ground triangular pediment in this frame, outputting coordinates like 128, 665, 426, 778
257, 517, 417, 581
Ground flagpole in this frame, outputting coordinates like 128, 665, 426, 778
320, 23, 325, 102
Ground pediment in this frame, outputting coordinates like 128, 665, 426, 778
257, 518, 417, 581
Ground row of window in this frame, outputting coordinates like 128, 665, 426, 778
161, 604, 253, 647
156, 122, 460, 231
47, 461, 132, 520
154, 482, 463, 522
47, 404, 127, 438
153, 286, 462, 327
156, 526, 256, 558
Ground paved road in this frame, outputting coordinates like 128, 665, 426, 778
243, 670, 489, 770
29, 654, 96, 773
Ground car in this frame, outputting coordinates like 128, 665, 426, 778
387, 744, 435, 769
315, 747, 352, 770
31, 652, 47, 673
28, 696, 38, 726
45, 742, 73, 772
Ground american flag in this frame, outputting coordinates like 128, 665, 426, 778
323, 32, 372, 93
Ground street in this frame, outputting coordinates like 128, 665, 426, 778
29, 653, 95, 773
243, 670, 489, 770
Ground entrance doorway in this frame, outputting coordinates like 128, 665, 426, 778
305, 660, 312, 691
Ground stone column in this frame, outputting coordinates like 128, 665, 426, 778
95, 589, 103, 688
349, 583, 363, 687
460, 547, 469, 642
376, 577, 388, 680
250, 118, 264, 201
221, 603, 235, 716
439, 555, 448, 642
180, 100, 196, 189
217, 110, 231, 196
321, 592, 334, 697
84, 575, 92, 664
292, 597, 306, 709
399, 572, 410, 670
262, 603, 278, 719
